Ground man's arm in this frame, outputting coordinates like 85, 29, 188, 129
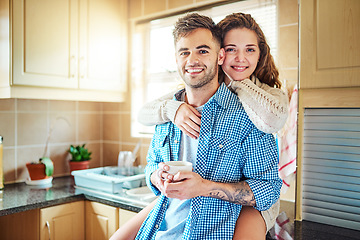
206, 181, 256, 206
158, 171, 257, 206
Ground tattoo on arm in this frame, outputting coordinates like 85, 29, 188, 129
207, 181, 256, 206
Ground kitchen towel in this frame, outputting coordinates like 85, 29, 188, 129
278, 85, 298, 193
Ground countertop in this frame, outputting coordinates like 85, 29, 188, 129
1, 177, 359, 240
0, 176, 146, 217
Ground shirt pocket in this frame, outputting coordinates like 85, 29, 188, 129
206, 137, 243, 182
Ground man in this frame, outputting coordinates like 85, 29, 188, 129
136, 13, 281, 239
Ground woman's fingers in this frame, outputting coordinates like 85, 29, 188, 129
174, 104, 201, 139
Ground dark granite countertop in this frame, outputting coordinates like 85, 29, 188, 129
2, 177, 359, 240
0, 176, 145, 217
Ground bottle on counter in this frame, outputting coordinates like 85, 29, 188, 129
0, 136, 3, 189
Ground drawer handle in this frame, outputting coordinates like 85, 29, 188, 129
46, 221, 51, 240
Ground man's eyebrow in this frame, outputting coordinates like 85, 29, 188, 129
197, 44, 211, 49
178, 47, 189, 52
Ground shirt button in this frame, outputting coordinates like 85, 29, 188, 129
155, 224, 159, 229
219, 144, 223, 148
162, 203, 166, 208
174, 140, 178, 144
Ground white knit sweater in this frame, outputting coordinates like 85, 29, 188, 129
138, 76, 289, 133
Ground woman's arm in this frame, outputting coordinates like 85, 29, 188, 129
137, 91, 202, 139
109, 200, 157, 240
137, 91, 182, 126
231, 77, 289, 133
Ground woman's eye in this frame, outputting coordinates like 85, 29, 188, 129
247, 48, 256, 53
225, 48, 235, 52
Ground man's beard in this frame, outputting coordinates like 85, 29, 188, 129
180, 62, 218, 89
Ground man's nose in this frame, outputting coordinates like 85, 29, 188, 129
187, 53, 199, 65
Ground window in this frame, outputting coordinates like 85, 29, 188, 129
131, 0, 278, 137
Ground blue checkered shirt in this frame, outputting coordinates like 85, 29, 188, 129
136, 83, 282, 240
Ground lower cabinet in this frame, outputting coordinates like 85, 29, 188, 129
40, 201, 85, 240
0, 209, 39, 240
119, 208, 137, 227
85, 201, 119, 240
0, 200, 138, 240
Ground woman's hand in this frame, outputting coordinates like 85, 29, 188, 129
174, 103, 201, 139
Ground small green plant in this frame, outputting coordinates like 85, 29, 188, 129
68, 144, 92, 162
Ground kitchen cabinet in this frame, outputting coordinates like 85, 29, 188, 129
40, 201, 85, 240
85, 201, 119, 240
296, 0, 360, 222
2, 0, 127, 102
119, 208, 137, 227
0, 209, 39, 240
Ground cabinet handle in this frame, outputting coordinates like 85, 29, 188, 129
46, 221, 51, 240
70, 55, 76, 79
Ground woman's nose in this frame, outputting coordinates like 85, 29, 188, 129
235, 51, 246, 62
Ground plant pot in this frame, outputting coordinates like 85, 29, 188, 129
26, 162, 48, 180
69, 160, 90, 174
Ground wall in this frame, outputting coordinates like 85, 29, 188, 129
0, 0, 300, 193
277, 0, 298, 209
0, 97, 150, 183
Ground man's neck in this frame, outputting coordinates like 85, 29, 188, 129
184, 80, 220, 107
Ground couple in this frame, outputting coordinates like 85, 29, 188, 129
111, 12, 287, 240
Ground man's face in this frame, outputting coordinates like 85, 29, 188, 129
175, 28, 224, 89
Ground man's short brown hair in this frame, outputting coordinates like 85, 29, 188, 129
173, 13, 221, 46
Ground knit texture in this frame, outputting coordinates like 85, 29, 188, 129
138, 77, 289, 133
231, 76, 289, 133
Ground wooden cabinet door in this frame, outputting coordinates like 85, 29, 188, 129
78, 0, 127, 91
12, 0, 78, 89
40, 201, 85, 240
85, 201, 119, 240
119, 208, 137, 227
299, 0, 360, 89
0, 209, 39, 240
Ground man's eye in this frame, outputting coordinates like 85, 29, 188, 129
199, 50, 208, 54
180, 52, 190, 56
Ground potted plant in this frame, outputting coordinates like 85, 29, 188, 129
26, 157, 54, 181
26, 117, 69, 182
68, 144, 92, 173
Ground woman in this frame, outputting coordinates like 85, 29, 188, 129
110, 12, 288, 240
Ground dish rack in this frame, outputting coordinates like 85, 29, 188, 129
72, 166, 146, 193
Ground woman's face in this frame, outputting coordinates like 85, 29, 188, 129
222, 28, 260, 84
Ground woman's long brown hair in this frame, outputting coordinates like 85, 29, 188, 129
217, 13, 281, 88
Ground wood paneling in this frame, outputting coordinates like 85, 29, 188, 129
0, 209, 39, 240
299, 0, 360, 89
168, 0, 194, 9
143, 0, 166, 15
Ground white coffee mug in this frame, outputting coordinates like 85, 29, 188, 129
166, 161, 193, 175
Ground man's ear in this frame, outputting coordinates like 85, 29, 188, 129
218, 48, 225, 65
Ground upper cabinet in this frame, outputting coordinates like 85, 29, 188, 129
1, 0, 127, 102
299, 0, 360, 89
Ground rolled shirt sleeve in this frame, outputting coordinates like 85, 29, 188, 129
243, 130, 282, 211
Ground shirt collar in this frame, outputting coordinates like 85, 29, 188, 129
173, 83, 236, 110
207, 82, 237, 110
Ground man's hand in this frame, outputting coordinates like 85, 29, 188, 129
150, 162, 175, 194
174, 104, 201, 139
161, 171, 210, 200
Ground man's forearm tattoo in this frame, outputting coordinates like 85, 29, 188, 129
208, 181, 256, 206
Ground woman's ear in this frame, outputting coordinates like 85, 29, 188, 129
218, 48, 225, 65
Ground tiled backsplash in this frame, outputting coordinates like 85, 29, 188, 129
0, 98, 150, 183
